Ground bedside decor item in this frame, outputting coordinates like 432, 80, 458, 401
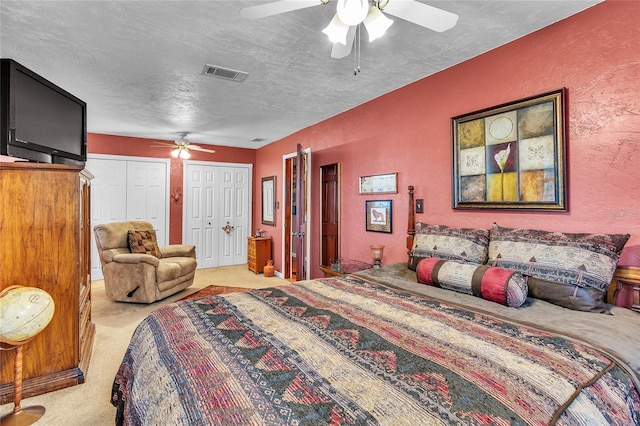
0, 286, 55, 426
261, 176, 276, 226
369, 245, 385, 268
365, 200, 392, 233
359, 172, 397, 194
452, 88, 566, 210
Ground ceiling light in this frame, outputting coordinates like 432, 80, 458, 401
336, 0, 369, 26
171, 146, 191, 159
363, 5, 393, 42
322, 13, 350, 45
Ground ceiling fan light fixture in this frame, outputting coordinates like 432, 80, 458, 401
171, 148, 180, 158
335, 0, 369, 26
322, 13, 350, 45
179, 149, 191, 159
364, 6, 393, 42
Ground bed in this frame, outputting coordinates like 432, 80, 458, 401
111, 187, 640, 425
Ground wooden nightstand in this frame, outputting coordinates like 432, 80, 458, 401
608, 266, 640, 311
248, 237, 271, 274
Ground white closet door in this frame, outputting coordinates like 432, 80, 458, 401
185, 162, 251, 269
87, 155, 168, 280
126, 161, 168, 245
185, 164, 219, 269
88, 158, 127, 280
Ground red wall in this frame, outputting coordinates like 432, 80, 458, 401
87, 133, 256, 243
255, 0, 640, 278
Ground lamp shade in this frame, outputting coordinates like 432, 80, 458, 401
0, 286, 54, 344
322, 13, 351, 45
336, 0, 369, 26
364, 6, 393, 42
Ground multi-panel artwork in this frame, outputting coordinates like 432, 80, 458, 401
452, 89, 566, 210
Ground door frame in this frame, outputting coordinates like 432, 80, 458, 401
281, 148, 311, 281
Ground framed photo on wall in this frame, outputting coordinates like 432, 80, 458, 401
359, 173, 397, 194
261, 176, 276, 225
365, 200, 392, 233
452, 88, 566, 210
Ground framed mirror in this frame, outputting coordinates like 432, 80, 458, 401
261, 176, 276, 226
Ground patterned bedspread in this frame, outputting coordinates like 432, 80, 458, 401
112, 275, 640, 425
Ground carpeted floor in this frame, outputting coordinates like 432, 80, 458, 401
0, 265, 287, 425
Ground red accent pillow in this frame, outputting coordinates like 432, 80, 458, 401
416, 257, 528, 307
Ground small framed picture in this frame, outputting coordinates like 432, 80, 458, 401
359, 172, 397, 194
365, 200, 392, 233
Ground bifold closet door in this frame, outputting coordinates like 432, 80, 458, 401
87, 156, 168, 280
184, 163, 250, 269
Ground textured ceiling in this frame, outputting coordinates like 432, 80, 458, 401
0, 1, 601, 149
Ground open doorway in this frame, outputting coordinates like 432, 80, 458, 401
282, 145, 311, 281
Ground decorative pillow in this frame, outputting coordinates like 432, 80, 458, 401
488, 223, 629, 312
527, 277, 607, 313
416, 257, 528, 307
127, 229, 162, 258
409, 223, 489, 270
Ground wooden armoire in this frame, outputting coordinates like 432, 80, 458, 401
0, 161, 95, 404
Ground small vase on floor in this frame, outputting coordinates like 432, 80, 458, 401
264, 260, 275, 277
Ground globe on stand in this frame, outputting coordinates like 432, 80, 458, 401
0, 285, 55, 426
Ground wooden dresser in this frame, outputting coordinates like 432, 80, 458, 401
248, 237, 271, 274
0, 162, 95, 404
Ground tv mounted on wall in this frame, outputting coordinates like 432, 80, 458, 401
0, 58, 87, 165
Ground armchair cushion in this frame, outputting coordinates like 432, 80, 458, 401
127, 229, 162, 258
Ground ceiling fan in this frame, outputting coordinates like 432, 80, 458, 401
151, 132, 216, 159
240, 0, 458, 59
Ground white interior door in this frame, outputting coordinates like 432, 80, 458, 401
87, 155, 169, 280
184, 161, 251, 269
126, 161, 168, 244
218, 167, 250, 266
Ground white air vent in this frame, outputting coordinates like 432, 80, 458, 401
202, 64, 249, 82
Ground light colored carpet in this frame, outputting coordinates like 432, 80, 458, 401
0, 265, 288, 425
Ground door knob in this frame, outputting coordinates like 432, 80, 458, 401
222, 222, 234, 234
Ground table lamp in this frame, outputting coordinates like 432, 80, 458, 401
370, 245, 385, 268
0, 286, 55, 426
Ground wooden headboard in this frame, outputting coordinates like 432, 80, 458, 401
405, 185, 640, 311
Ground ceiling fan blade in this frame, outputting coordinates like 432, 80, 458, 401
240, 0, 320, 19
331, 26, 356, 59
383, 0, 458, 32
150, 142, 176, 147
190, 145, 216, 154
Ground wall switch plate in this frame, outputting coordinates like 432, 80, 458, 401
416, 199, 424, 213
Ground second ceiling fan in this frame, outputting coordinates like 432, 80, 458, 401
240, 0, 458, 59
152, 132, 216, 159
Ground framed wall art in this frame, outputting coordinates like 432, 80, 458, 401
365, 200, 392, 233
359, 172, 397, 194
261, 176, 276, 225
452, 88, 566, 210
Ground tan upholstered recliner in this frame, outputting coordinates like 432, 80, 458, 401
94, 221, 197, 303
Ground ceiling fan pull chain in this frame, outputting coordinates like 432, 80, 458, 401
354, 24, 361, 75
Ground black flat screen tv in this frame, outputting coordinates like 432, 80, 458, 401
0, 58, 87, 165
